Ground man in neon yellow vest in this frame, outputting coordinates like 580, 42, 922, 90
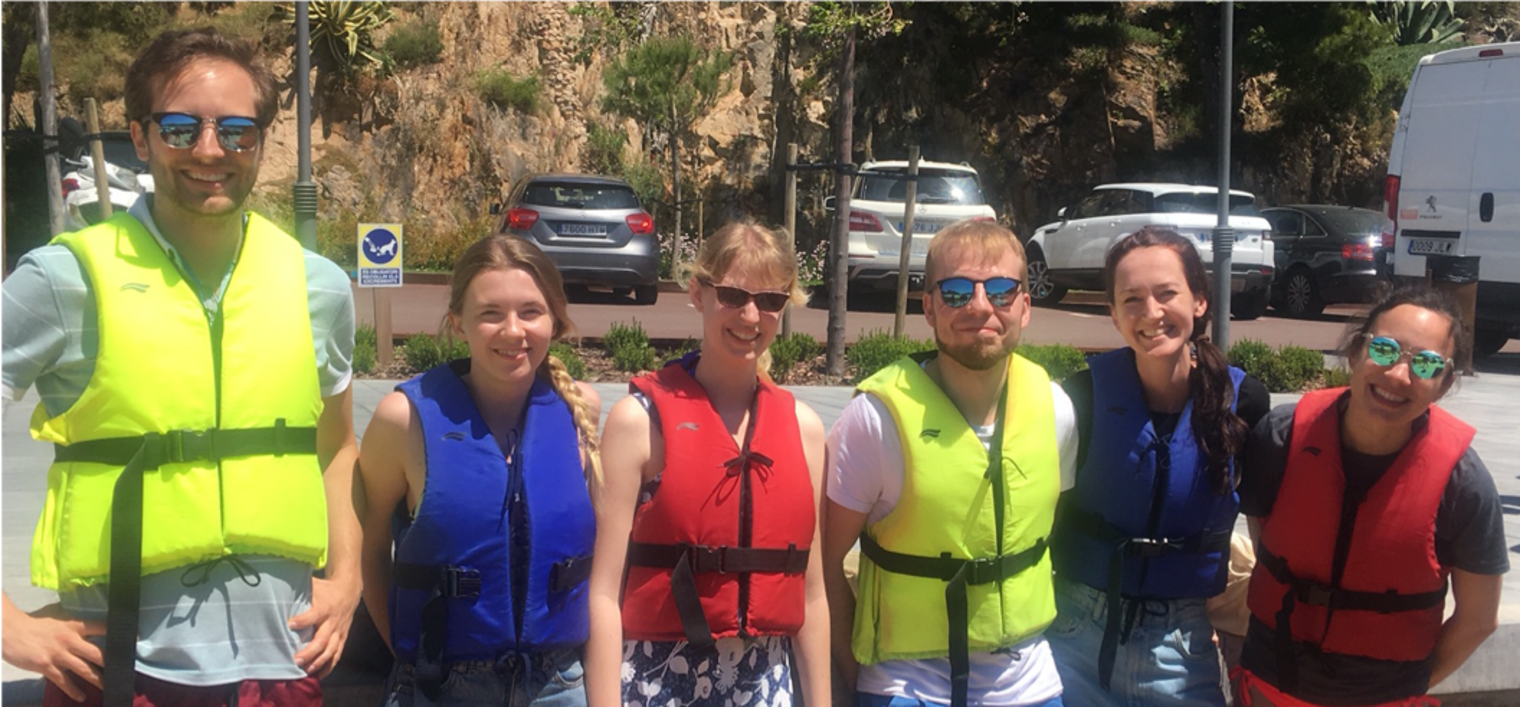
823, 220, 1078, 707
1, 28, 360, 706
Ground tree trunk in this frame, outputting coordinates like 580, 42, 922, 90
671, 102, 683, 279
768, 1, 796, 226
826, 25, 855, 377
2, 3, 36, 127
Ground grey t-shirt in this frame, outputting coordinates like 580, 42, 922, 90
1, 197, 355, 685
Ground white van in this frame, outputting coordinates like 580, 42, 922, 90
1383, 42, 1520, 357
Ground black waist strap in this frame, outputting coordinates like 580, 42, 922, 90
1257, 543, 1447, 694
1066, 508, 1232, 691
80, 423, 316, 707
859, 533, 1047, 707
626, 540, 808, 647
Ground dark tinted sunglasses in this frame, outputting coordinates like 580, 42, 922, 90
1366, 335, 1451, 380
148, 112, 262, 152
935, 276, 1022, 308
703, 282, 790, 313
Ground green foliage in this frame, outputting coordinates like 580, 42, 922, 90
1321, 366, 1353, 388
384, 18, 443, 70
802, 2, 911, 47
1018, 344, 1090, 383
770, 333, 823, 383
566, 2, 645, 65
549, 341, 588, 380
604, 321, 657, 372
1276, 345, 1328, 391
620, 156, 665, 209
661, 338, 701, 364
354, 323, 378, 375
601, 35, 733, 144
1228, 339, 1327, 392
1368, 1, 1465, 45
282, 1, 393, 82
846, 331, 934, 384
1227, 338, 1276, 384
475, 68, 540, 113
402, 333, 468, 373
585, 123, 627, 175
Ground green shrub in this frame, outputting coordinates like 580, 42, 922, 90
846, 330, 934, 383
1229, 339, 1327, 392
660, 338, 700, 365
604, 320, 657, 372
402, 333, 467, 373
620, 156, 665, 210
475, 68, 539, 113
1321, 366, 1352, 388
769, 333, 823, 383
384, 19, 443, 70
549, 341, 588, 380
1227, 338, 1276, 383
1276, 345, 1327, 392
585, 123, 627, 175
354, 323, 378, 375
1018, 344, 1089, 382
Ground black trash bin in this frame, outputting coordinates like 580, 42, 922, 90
1426, 254, 1479, 375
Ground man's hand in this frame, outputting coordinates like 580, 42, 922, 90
289, 575, 360, 678
2, 597, 106, 701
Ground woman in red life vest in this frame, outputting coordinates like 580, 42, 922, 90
358, 236, 604, 706
588, 221, 829, 707
1235, 286, 1508, 706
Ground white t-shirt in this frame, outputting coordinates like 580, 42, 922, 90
827, 379, 1079, 707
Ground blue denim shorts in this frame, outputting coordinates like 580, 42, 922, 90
383, 648, 586, 707
855, 692, 1064, 707
1045, 579, 1225, 707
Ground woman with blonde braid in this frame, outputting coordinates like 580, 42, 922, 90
359, 235, 603, 707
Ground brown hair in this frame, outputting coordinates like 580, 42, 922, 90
923, 218, 1027, 286
1103, 226, 1249, 494
125, 28, 278, 129
447, 235, 602, 487
1337, 284, 1468, 389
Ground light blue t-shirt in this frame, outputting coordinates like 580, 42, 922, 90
1, 197, 355, 685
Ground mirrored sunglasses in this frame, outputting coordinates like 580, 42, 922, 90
935, 276, 1022, 308
707, 283, 790, 313
149, 112, 262, 152
1366, 335, 1450, 380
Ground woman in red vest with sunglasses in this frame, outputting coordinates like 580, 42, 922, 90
1235, 286, 1508, 706
587, 221, 829, 707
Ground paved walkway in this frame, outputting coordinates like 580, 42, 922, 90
4, 368, 1518, 697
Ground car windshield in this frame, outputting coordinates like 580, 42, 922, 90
1312, 208, 1383, 235
521, 182, 640, 210
857, 168, 986, 205
99, 139, 148, 173
1154, 192, 1259, 216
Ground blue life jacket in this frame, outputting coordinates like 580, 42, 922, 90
1053, 347, 1244, 599
390, 360, 595, 676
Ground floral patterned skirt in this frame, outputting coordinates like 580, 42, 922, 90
621, 636, 793, 707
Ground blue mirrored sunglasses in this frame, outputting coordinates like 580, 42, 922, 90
935, 276, 1022, 308
1366, 335, 1450, 380
149, 112, 262, 152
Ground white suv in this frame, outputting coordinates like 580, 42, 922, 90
832, 160, 997, 292
1026, 183, 1276, 319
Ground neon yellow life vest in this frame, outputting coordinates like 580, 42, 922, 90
29, 212, 327, 591
852, 353, 1060, 666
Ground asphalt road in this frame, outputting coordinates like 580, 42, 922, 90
355, 283, 1520, 355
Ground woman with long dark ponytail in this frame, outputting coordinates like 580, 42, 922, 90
1046, 226, 1270, 705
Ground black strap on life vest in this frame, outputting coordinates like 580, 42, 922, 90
1062, 506, 1232, 691
625, 541, 808, 647
391, 553, 591, 700
53, 422, 317, 707
1256, 543, 1447, 694
858, 533, 1047, 707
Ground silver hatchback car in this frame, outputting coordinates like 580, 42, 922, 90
498, 174, 660, 304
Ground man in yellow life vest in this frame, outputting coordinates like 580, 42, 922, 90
1, 28, 361, 707
823, 219, 1079, 707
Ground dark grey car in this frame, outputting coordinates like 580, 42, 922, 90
1262, 205, 1386, 317
499, 174, 660, 304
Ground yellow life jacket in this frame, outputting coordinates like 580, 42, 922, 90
29, 212, 327, 591
852, 353, 1060, 677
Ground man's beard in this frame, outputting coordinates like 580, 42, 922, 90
935, 332, 1018, 371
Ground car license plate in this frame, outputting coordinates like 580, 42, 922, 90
1407, 238, 1454, 255
558, 223, 608, 237
879, 242, 929, 258
896, 220, 943, 235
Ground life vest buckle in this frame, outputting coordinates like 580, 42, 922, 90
443, 567, 482, 598
165, 429, 216, 464
1127, 537, 1178, 558
963, 556, 1001, 584
1293, 581, 1334, 607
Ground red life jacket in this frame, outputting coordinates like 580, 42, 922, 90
1247, 388, 1472, 682
621, 359, 815, 644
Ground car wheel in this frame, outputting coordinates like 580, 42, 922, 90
1026, 248, 1066, 306
1473, 327, 1509, 360
1276, 269, 1324, 318
1231, 290, 1269, 321
634, 284, 659, 305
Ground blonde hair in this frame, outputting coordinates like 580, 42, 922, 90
447, 235, 602, 488
923, 219, 1027, 285
690, 221, 805, 378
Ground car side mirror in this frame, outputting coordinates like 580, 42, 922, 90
823, 196, 836, 213
489, 203, 502, 216
1057, 206, 1068, 222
